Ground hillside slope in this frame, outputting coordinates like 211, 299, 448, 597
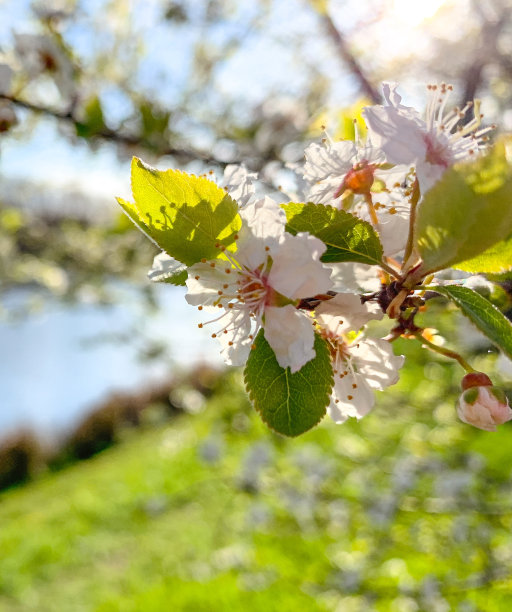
1, 340, 512, 611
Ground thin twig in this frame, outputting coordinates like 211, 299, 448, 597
411, 330, 475, 373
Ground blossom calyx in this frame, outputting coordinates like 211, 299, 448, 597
460, 371, 493, 390
457, 375, 512, 432
334, 160, 376, 198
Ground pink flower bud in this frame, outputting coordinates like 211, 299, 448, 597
457, 385, 512, 432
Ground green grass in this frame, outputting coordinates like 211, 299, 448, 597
2, 309, 512, 611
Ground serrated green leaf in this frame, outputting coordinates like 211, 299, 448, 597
244, 330, 333, 437
116, 196, 159, 245
453, 233, 512, 274
282, 202, 384, 265
122, 158, 241, 266
416, 139, 512, 274
432, 285, 512, 359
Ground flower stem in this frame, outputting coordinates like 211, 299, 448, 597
411, 330, 476, 372
402, 177, 420, 271
361, 192, 401, 280
379, 260, 401, 280
364, 192, 380, 227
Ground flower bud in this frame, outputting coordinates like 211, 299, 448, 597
457, 377, 512, 432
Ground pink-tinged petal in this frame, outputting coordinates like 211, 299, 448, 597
350, 338, 404, 391
328, 372, 375, 423
316, 293, 382, 335
457, 386, 512, 432
264, 305, 316, 373
268, 233, 331, 299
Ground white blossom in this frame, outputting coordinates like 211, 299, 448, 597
316, 295, 403, 424
186, 197, 332, 372
302, 136, 411, 255
363, 82, 493, 193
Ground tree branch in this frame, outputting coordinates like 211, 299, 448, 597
0, 93, 224, 165
315, 10, 381, 104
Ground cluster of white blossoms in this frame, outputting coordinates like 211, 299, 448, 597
149, 83, 510, 430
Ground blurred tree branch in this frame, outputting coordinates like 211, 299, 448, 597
308, 1, 381, 104
460, 2, 506, 108
0, 93, 222, 164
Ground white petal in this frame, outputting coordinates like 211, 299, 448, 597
222, 164, 257, 207
239, 196, 286, 242
415, 161, 447, 194
148, 252, 186, 282
328, 371, 375, 422
236, 196, 286, 270
363, 105, 427, 166
350, 338, 404, 391
216, 307, 255, 366
327, 262, 382, 294
381, 82, 421, 121
264, 305, 315, 373
316, 293, 382, 335
185, 262, 237, 307
304, 141, 356, 182
303, 141, 356, 204
373, 211, 409, 257
268, 232, 332, 299
353, 190, 410, 257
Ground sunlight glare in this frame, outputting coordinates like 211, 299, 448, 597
392, 0, 446, 26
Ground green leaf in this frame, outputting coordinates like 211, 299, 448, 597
415, 139, 512, 274
244, 330, 333, 437
282, 202, 384, 265
432, 285, 512, 359
453, 232, 512, 274
161, 269, 188, 286
120, 158, 241, 266
116, 196, 158, 244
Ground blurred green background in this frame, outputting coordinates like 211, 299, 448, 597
2, 0, 512, 610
